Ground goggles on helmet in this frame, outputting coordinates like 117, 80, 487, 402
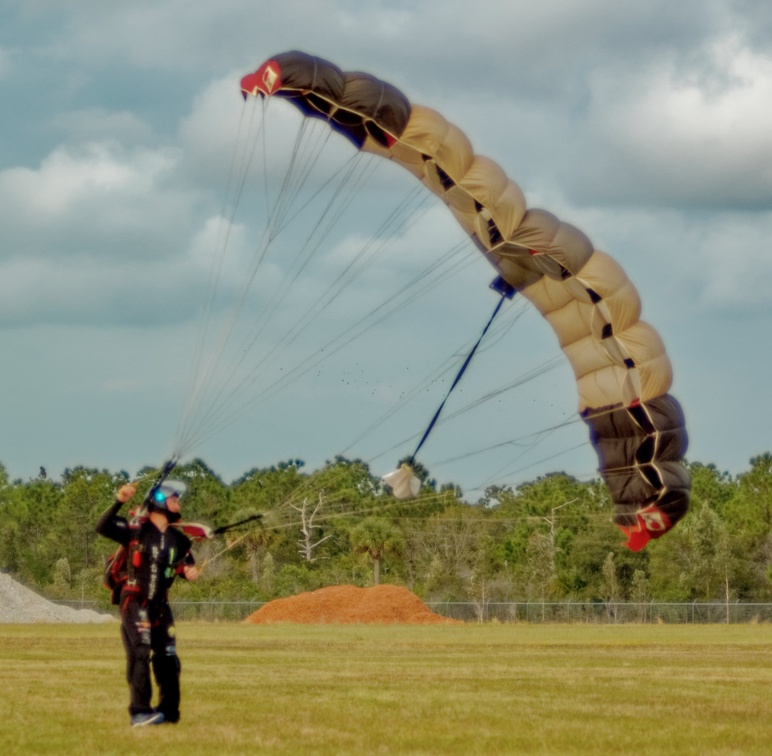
149, 480, 187, 521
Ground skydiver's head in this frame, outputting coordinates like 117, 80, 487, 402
149, 480, 187, 523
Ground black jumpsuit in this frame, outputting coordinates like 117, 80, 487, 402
97, 500, 194, 722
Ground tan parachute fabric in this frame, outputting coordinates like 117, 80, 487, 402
241, 51, 690, 550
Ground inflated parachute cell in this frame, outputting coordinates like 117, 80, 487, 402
241, 51, 690, 550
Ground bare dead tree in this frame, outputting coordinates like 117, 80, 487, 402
291, 494, 333, 562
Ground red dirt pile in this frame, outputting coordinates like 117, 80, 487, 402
244, 584, 459, 625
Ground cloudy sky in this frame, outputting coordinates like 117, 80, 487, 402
1, 0, 770, 496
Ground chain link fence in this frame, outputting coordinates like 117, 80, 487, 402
166, 599, 772, 623
55, 599, 772, 623
424, 601, 772, 624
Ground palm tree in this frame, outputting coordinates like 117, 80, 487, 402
350, 518, 403, 585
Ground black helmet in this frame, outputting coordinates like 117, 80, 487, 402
149, 479, 187, 522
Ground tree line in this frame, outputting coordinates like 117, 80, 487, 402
0, 453, 770, 609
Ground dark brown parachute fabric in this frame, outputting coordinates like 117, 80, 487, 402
241, 51, 690, 550
246, 51, 411, 148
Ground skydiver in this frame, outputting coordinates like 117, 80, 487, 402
96, 479, 200, 727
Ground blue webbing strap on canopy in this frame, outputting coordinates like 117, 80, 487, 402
408, 277, 515, 464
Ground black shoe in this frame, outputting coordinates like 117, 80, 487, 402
154, 707, 179, 724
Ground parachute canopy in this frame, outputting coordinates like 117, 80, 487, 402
241, 51, 690, 550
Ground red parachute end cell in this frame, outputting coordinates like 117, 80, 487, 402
619, 520, 652, 551
618, 505, 672, 552
241, 60, 282, 99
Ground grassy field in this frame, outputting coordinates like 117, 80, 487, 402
0, 622, 770, 755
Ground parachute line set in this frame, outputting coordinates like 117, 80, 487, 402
166, 50, 689, 551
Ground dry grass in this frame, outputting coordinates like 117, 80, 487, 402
0, 623, 770, 754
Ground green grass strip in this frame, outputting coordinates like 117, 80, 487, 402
0, 623, 770, 754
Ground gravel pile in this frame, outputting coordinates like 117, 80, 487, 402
0, 572, 115, 624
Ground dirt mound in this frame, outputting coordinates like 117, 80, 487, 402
244, 584, 459, 625
0, 572, 114, 624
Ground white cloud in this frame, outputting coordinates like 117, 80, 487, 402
0, 143, 177, 231
583, 37, 772, 207
0, 139, 217, 325
36, 0, 362, 73
177, 73, 247, 181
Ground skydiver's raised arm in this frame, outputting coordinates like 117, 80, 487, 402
95, 483, 137, 545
